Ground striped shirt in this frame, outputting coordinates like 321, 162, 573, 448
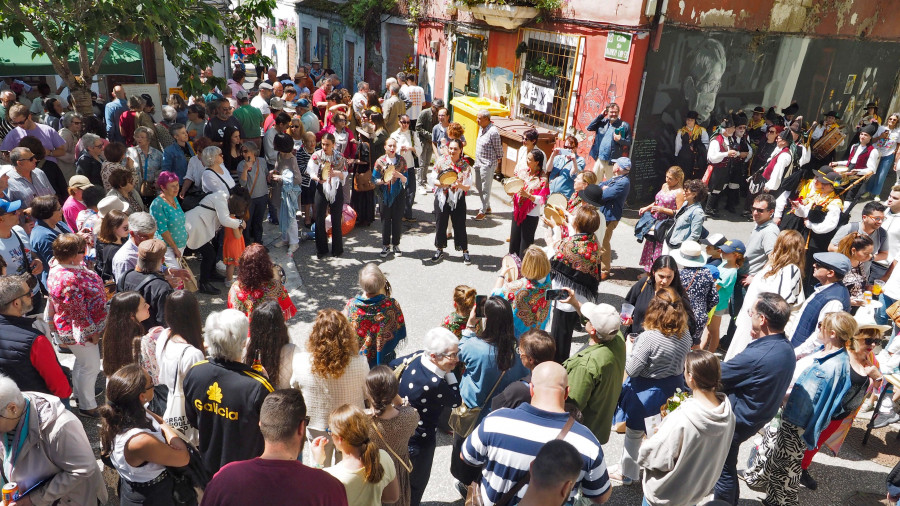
474, 122, 502, 168
626, 329, 693, 379
462, 403, 610, 505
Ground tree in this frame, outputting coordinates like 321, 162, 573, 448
0, 0, 275, 115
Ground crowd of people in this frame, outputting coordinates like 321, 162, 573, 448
0, 65, 898, 506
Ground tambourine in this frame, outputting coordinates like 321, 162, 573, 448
383, 164, 395, 182
546, 192, 567, 209
320, 161, 332, 180
503, 177, 525, 194
543, 204, 566, 226
438, 168, 458, 186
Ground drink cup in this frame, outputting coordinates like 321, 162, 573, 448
864, 291, 873, 305
874, 280, 885, 296
620, 303, 635, 323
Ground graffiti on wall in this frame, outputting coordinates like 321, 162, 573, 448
571, 70, 625, 159
328, 21, 346, 80
484, 67, 515, 106
630, 28, 900, 203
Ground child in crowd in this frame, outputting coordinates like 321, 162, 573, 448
702, 233, 726, 268
76, 185, 106, 235
223, 191, 249, 285
705, 239, 744, 353
442, 285, 476, 338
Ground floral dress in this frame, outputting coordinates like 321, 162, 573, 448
227, 279, 297, 320
490, 275, 552, 338
344, 294, 407, 366
47, 263, 108, 344
680, 267, 719, 345
639, 187, 679, 271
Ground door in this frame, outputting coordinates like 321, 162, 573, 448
451, 34, 484, 99
345, 41, 355, 88
316, 27, 330, 68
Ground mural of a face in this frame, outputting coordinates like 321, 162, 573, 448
683, 38, 726, 123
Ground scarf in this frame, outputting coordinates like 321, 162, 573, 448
1, 400, 30, 486
550, 233, 602, 300
677, 124, 705, 142
345, 294, 407, 363
512, 174, 549, 225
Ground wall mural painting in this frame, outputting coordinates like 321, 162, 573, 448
574, 69, 624, 159
630, 27, 900, 203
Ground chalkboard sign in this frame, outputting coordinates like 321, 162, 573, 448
628, 138, 658, 205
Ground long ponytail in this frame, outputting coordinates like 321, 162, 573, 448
329, 404, 385, 484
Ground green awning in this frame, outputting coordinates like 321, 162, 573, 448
0, 34, 144, 77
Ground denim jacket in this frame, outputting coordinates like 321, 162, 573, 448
782, 347, 851, 449
665, 203, 705, 248
634, 212, 655, 242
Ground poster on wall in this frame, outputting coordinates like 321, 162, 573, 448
122, 83, 163, 122
630, 27, 900, 203
520, 72, 556, 115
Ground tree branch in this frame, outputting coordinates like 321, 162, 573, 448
8, 3, 74, 82
90, 36, 114, 76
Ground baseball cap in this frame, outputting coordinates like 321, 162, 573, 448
258, 82, 274, 90
269, 97, 286, 110
297, 98, 311, 109
614, 157, 631, 170
719, 239, 746, 255
700, 233, 727, 248
0, 199, 22, 215
580, 302, 620, 340
137, 238, 167, 264
236, 89, 249, 100
68, 175, 92, 190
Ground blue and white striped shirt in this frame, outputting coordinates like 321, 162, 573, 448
462, 403, 610, 505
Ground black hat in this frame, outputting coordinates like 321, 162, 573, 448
861, 122, 880, 137
580, 184, 604, 208
685, 110, 699, 120
778, 130, 793, 143
781, 102, 799, 116
765, 107, 780, 123
824, 110, 839, 118
752, 106, 765, 114
140, 93, 154, 107
814, 170, 842, 187
733, 112, 748, 127
866, 102, 878, 110
721, 116, 735, 129
273, 133, 294, 154
790, 117, 803, 133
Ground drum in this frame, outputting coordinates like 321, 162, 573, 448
437, 168, 458, 185
320, 160, 332, 180
812, 127, 845, 160
503, 177, 525, 194
546, 193, 567, 209
383, 164, 395, 183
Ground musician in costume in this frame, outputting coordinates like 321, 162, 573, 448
508, 149, 549, 258
372, 137, 409, 257
743, 124, 781, 216
831, 121, 880, 212
430, 138, 473, 264
747, 106, 768, 151
674, 110, 709, 180
807, 111, 843, 172
779, 170, 844, 292
781, 102, 800, 128
308, 132, 349, 258
705, 116, 738, 217
843, 102, 881, 160
725, 112, 753, 214
788, 117, 812, 171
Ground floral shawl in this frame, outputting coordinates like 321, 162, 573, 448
443, 311, 467, 338
550, 233, 602, 301
227, 279, 297, 321
491, 275, 552, 338
344, 294, 407, 366
512, 174, 549, 225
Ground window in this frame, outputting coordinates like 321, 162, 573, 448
517, 30, 584, 132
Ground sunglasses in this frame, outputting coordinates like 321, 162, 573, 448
19, 156, 35, 162
11, 119, 26, 126
767, 130, 777, 134
751, 207, 769, 213
858, 337, 880, 346
400, 121, 410, 124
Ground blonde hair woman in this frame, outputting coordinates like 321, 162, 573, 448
491, 245, 552, 338
725, 230, 806, 361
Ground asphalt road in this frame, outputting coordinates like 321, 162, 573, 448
64, 182, 892, 505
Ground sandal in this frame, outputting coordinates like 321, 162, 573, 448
606, 465, 634, 486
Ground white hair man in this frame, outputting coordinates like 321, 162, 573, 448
183, 309, 274, 475
472, 109, 502, 221
111, 211, 157, 282
0, 373, 106, 505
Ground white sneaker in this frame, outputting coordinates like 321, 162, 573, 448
273, 239, 287, 247
216, 261, 227, 275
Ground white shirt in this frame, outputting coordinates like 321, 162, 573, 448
390, 129, 421, 169
881, 209, 900, 269
402, 84, 425, 120
250, 94, 270, 116
111, 239, 139, 282
763, 148, 793, 192
706, 135, 733, 164
834, 144, 881, 176
352, 92, 368, 117
184, 156, 205, 189
201, 167, 235, 194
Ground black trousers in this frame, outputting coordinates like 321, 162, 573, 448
409, 441, 436, 506
509, 214, 539, 257
404, 170, 417, 219
449, 434, 482, 485
381, 190, 406, 246
434, 195, 468, 250
314, 185, 344, 256
245, 195, 268, 244
550, 307, 579, 363
197, 241, 216, 283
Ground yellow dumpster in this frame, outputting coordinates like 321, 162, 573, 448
449, 96, 510, 159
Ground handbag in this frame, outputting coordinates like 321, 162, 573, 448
166, 428, 211, 499
647, 217, 674, 243
177, 257, 199, 293
139, 152, 158, 198
449, 370, 506, 438
887, 299, 900, 323
465, 415, 576, 506
354, 168, 376, 192
163, 346, 199, 444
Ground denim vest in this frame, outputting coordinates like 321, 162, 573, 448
782, 348, 851, 449
790, 283, 851, 348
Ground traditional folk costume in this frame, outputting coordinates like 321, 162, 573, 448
674, 110, 710, 180
807, 112, 844, 172
832, 122, 881, 214
705, 117, 738, 217
725, 112, 753, 213
432, 154, 472, 254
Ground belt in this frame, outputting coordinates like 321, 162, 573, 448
124, 469, 170, 489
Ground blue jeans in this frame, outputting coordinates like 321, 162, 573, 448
867, 153, 896, 197
877, 292, 896, 327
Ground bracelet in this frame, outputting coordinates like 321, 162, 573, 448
466, 324, 477, 329
313, 463, 324, 469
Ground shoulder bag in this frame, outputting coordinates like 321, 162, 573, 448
465, 415, 576, 506
449, 370, 507, 438
139, 152, 158, 198
163, 346, 199, 443
370, 420, 413, 473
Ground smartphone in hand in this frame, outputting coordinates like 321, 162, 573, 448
545, 289, 568, 301
474, 295, 487, 318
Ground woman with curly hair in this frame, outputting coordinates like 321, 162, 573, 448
244, 300, 296, 389
344, 263, 407, 366
292, 308, 368, 466
227, 243, 297, 320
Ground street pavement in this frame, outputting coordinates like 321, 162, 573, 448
63, 181, 892, 505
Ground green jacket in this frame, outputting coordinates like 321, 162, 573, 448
563, 332, 627, 444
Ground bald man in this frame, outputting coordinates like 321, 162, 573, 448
461, 362, 612, 505
104, 85, 127, 142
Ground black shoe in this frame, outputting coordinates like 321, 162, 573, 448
78, 408, 100, 418
430, 249, 444, 263
198, 282, 221, 295
208, 272, 226, 282
463, 252, 472, 265
380, 246, 390, 258
799, 469, 818, 490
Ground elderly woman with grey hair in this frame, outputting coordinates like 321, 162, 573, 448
57, 111, 83, 180
75, 132, 104, 186
183, 309, 274, 475
237, 140, 268, 243
126, 126, 164, 204
0, 374, 107, 505
200, 145, 236, 194
391, 327, 462, 506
